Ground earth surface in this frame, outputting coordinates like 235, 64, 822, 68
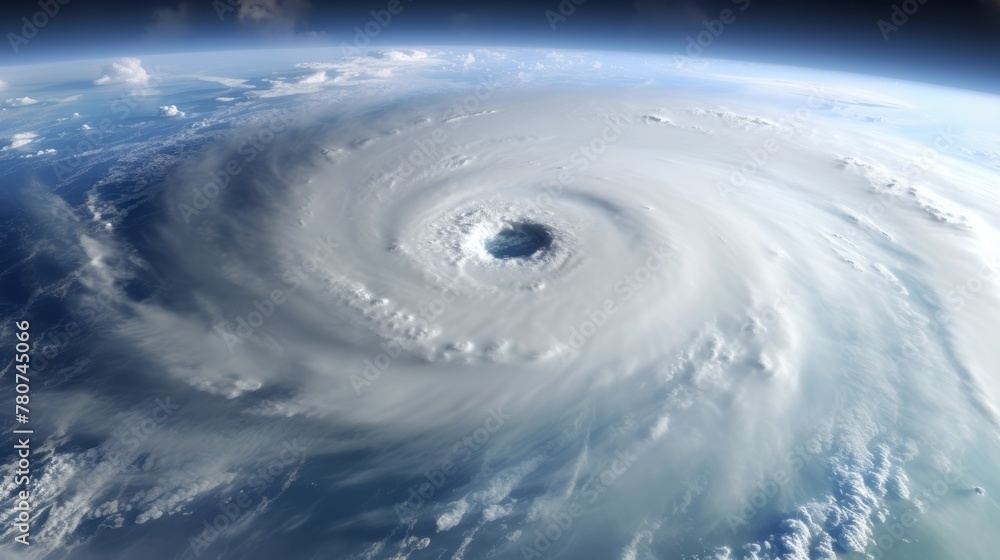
1, 46, 1000, 560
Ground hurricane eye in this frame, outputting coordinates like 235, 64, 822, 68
483, 223, 553, 259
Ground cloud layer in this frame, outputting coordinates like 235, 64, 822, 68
1, 48, 998, 560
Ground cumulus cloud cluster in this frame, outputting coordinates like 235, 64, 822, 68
94, 57, 153, 86
253, 49, 444, 95
159, 105, 186, 118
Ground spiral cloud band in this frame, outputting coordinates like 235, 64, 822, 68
3, 49, 999, 560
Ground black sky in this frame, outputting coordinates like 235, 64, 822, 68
1, 0, 998, 92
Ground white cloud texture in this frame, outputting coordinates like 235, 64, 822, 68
2, 48, 999, 560
5, 96, 39, 106
2, 132, 38, 150
94, 58, 153, 86
159, 105, 186, 118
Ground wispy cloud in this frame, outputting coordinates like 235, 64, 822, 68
2, 132, 38, 150
197, 76, 256, 88
5, 97, 39, 107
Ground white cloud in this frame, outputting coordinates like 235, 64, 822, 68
248, 70, 332, 98
278, 50, 443, 95
0, 79, 6, 90
94, 58, 152, 86
159, 105, 186, 118
373, 50, 430, 62
198, 76, 255, 88
2, 132, 38, 150
24, 148, 56, 158
297, 70, 327, 85
6, 97, 40, 106
292, 62, 337, 69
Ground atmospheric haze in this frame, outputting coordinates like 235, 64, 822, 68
1, 47, 999, 560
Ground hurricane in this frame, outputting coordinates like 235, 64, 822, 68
1, 46, 999, 560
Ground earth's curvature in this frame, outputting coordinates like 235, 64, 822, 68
1, 46, 999, 560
